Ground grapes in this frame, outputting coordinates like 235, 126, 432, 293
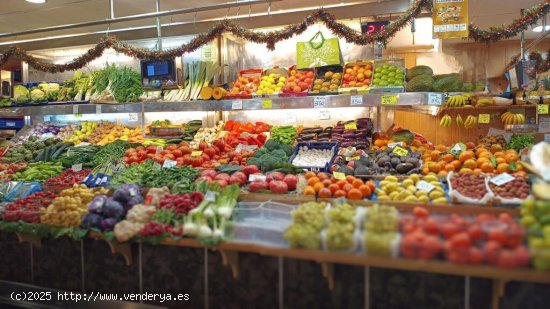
291, 202, 326, 230
365, 204, 399, 233
327, 203, 356, 224
364, 232, 397, 256
283, 224, 321, 249
326, 222, 355, 251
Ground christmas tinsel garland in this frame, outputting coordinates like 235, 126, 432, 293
0, 0, 548, 73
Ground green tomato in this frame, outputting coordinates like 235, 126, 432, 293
379, 80, 388, 86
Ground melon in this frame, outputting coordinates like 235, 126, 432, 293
406, 65, 433, 81
406, 74, 434, 92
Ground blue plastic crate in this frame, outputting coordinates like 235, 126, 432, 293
288, 141, 339, 173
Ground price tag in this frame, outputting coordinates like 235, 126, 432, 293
235, 144, 258, 153
153, 162, 162, 170
427, 93, 443, 106
490, 173, 515, 186
205, 191, 217, 202
449, 143, 465, 156
344, 122, 357, 130
156, 146, 163, 154
71, 163, 83, 172
95, 104, 102, 114
191, 150, 203, 157
6, 122, 15, 127
478, 114, 490, 124
313, 96, 328, 108
333, 172, 346, 180
318, 110, 330, 120
72, 105, 79, 114
416, 180, 435, 193
162, 160, 177, 168
44, 116, 51, 122
537, 104, 549, 115
350, 95, 363, 106
381, 94, 398, 105
392, 146, 408, 156
262, 99, 272, 109
387, 142, 401, 149
249, 174, 267, 182
232, 100, 243, 110
128, 113, 138, 122
345, 156, 360, 161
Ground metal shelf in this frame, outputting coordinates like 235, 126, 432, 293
0, 93, 441, 116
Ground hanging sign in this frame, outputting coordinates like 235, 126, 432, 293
433, 0, 469, 39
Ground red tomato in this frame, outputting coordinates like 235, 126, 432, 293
172, 149, 183, 158
166, 145, 177, 151
179, 146, 191, 155
164, 153, 176, 161
129, 155, 140, 163
136, 146, 145, 151
122, 156, 130, 164
125, 148, 137, 156
146, 146, 158, 154
487, 228, 507, 246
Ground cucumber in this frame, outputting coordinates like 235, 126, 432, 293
51, 142, 73, 160
34, 149, 46, 162
166, 139, 182, 144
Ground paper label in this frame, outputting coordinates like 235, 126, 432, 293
262, 99, 273, 109
205, 191, 217, 202
235, 144, 258, 153
153, 162, 162, 170
6, 122, 15, 127
350, 95, 363, 106
381, 94, 398, 105
387, 142, 401, 149
162, 160, 177, 168
128, 113, 138, 122
71, 163, 82, 172
318, 110, 330, 120
344, 122, 357, 130
450, 143, 463, 156
333, 172, 346, 180
313, 96, 328, 108
427, 93, 443, 106
478, 114, 490, 124
432, 0, 469, 39
72, 105, 79, 114
490, 173, 514, 186
345, 156, 360, 161
96, 105, 102, 114
44, 116, 51, 122
191, 150, 203, 157
416, 180, 435, 193
156, 146, 163, 154
249, 174, 267, 182
537, 104, 549, 115
232, 100, 243, 110
392, 146, 408, 156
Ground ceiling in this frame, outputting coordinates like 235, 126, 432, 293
0, 0, 547, 51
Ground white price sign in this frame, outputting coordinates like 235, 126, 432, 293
235, 144, 258, 153
96, 105, 102, 114
350, 95, 363, 106
231, 100, 243, 110
71, 163, 83, 172
318, 110, 331, 120
249, 174, 267, 182
313, 96, 328, 108
72, 105, 79, 114
205, 191, 217, 202
6, 122, 15, 127
427, 93, 444, 106
490, 173, 514, 186
44, 116, 51, 122
162, 160, 177, 168
153, 162, 162, 170
416, 180, 435, 193
387, 142, 401, 149
128, 113, 138, 122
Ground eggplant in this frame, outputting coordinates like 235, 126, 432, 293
300, 133, 317, 140
323, 127, 333, 133
355, 133, 368, 139
343, 133, 355, 139
318, 132, 331, 139
341, 141, 355, 147
311, 128, 323, 134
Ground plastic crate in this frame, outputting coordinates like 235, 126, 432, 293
0, 119, 24, 129
309, 65, 343, 95
226, 68, 263, 99
149, 126, 184, 137
288, 141, 339, 173
338, 60, 374, 94
279, 65, 314, 97
369, 59, 405, 94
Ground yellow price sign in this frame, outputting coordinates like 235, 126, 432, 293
191, 151, 203, 157
537, 104, 549, 115
381, 94, 398, 105
392, 146, 408, 157
344, 122, 357, 130
478, 114, 490, 124
262, 99, 272, 109
345, 156, 360, 161
333, 172, 346, 180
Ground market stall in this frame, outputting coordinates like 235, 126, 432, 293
0, 0, 550, 308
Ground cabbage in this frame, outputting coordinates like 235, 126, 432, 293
13, 85, 29, 100
81, 213, 103, 229
121, 184, 141, 197
113, 188, 131, 204
103, 198, 124, 219
30, 88, 46, 103
100, 218, 117, 230
125, 196, 144, 211
88, 195, 107, 214
16, 95, 30, 104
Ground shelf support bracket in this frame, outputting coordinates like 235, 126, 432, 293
16, 232, 41, 249
104, 239, 132, 266
491, 279, 508, 309
220, 250, 239, 279
321, 262, 334, 290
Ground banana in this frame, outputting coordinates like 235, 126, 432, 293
445, 95, 466, 108
439, 116, 448, 127
439, 114, 452, 128
501, 112, 525, 125
476, 98, 494, 106
456, 114, 463, 127
464, 115, 477, 129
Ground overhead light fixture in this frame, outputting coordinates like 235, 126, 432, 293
26, 0, 47, 3
532, 25, 550, 32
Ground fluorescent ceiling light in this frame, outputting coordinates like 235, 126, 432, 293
26, 0, 46, 3
532, 25, 550, 32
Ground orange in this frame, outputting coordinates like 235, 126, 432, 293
366, 180, 376, 192
307, 177, 320, 187
346, 175, 356, 184
441, 153, 454, 163
496, 163, 509, 174
352, 178, 364, 188
459, 151, 474, 163
358, 185, 372, 198
444, 163, 456, 172
334, 190, 347, 198
496, 157, 506, 164
490, 144, 503, 154
430, 150, 441, 161
451, 160, 462, 169
505, 153, 519, 163
463, 159, 477, 170
317, 172, 329, 181
342, 184, 353, 192
313, 182, 325, 193
371, 146, 380, 151
303, 186, 315, 195
435, 144, 447, 152
476, 157, 490, 168
475, 147, 488, 157
516, 163, 524, 171
347, 188, 363, 200
374, 139, 387, 147
322, 179, 332, 187
305, 171, 316, 180
318, 188, 332, 199
477, 151, 492, 159
493, 151, 505, 158
380, 146, 388, 151
337, 180, 348, 189
422, 167, 430, 175
437, 170, 448, 178
513, 171, 527, 177
473, 168, 482, 175
481, 162, 494, 173
465, 142, 476, 149
460, 168, 473, 174
505, 149, 518, 155
428, 162, 442, 173
328, 184, 340, 194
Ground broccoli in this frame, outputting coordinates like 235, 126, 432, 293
264, 139, 280, 151
246, 157, 261, 167
253, 147, 268, 158
271, 149, 288, 159
280, 143, 293, 157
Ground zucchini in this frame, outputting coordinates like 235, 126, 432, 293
166, 139, 182, 144
34, 149, 46, 162
52, 142, 73, 160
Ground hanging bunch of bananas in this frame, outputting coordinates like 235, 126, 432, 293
501, 112, 525, 125
439, 114, 452, 128
456, 114, 464, 127
445, 94, 470, 108
463, 115, 477, 129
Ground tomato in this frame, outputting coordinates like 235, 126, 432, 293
147, 153, 154, 159
153, 154, 164, 162
129, 155, 140, 163
413, 207, 429, 219
146, 146, 158, 154
487, 228, 507, 245
467, 224, 483, 242
125, 148, 137, 156
122, 156, 130, 164
164, 153, 176, 161
179, 146, 192, 155
449, 232, 471, 249
172, 149, 183, 158
204, 147, 216, 158
166, 145, 177, 151
137, 149, 147, 157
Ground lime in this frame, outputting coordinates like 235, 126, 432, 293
380, 80, 388, 86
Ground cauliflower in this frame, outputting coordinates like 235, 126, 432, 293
38, 83, 60, 101
30, 88, 46, 103
13, 85, 29, 101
